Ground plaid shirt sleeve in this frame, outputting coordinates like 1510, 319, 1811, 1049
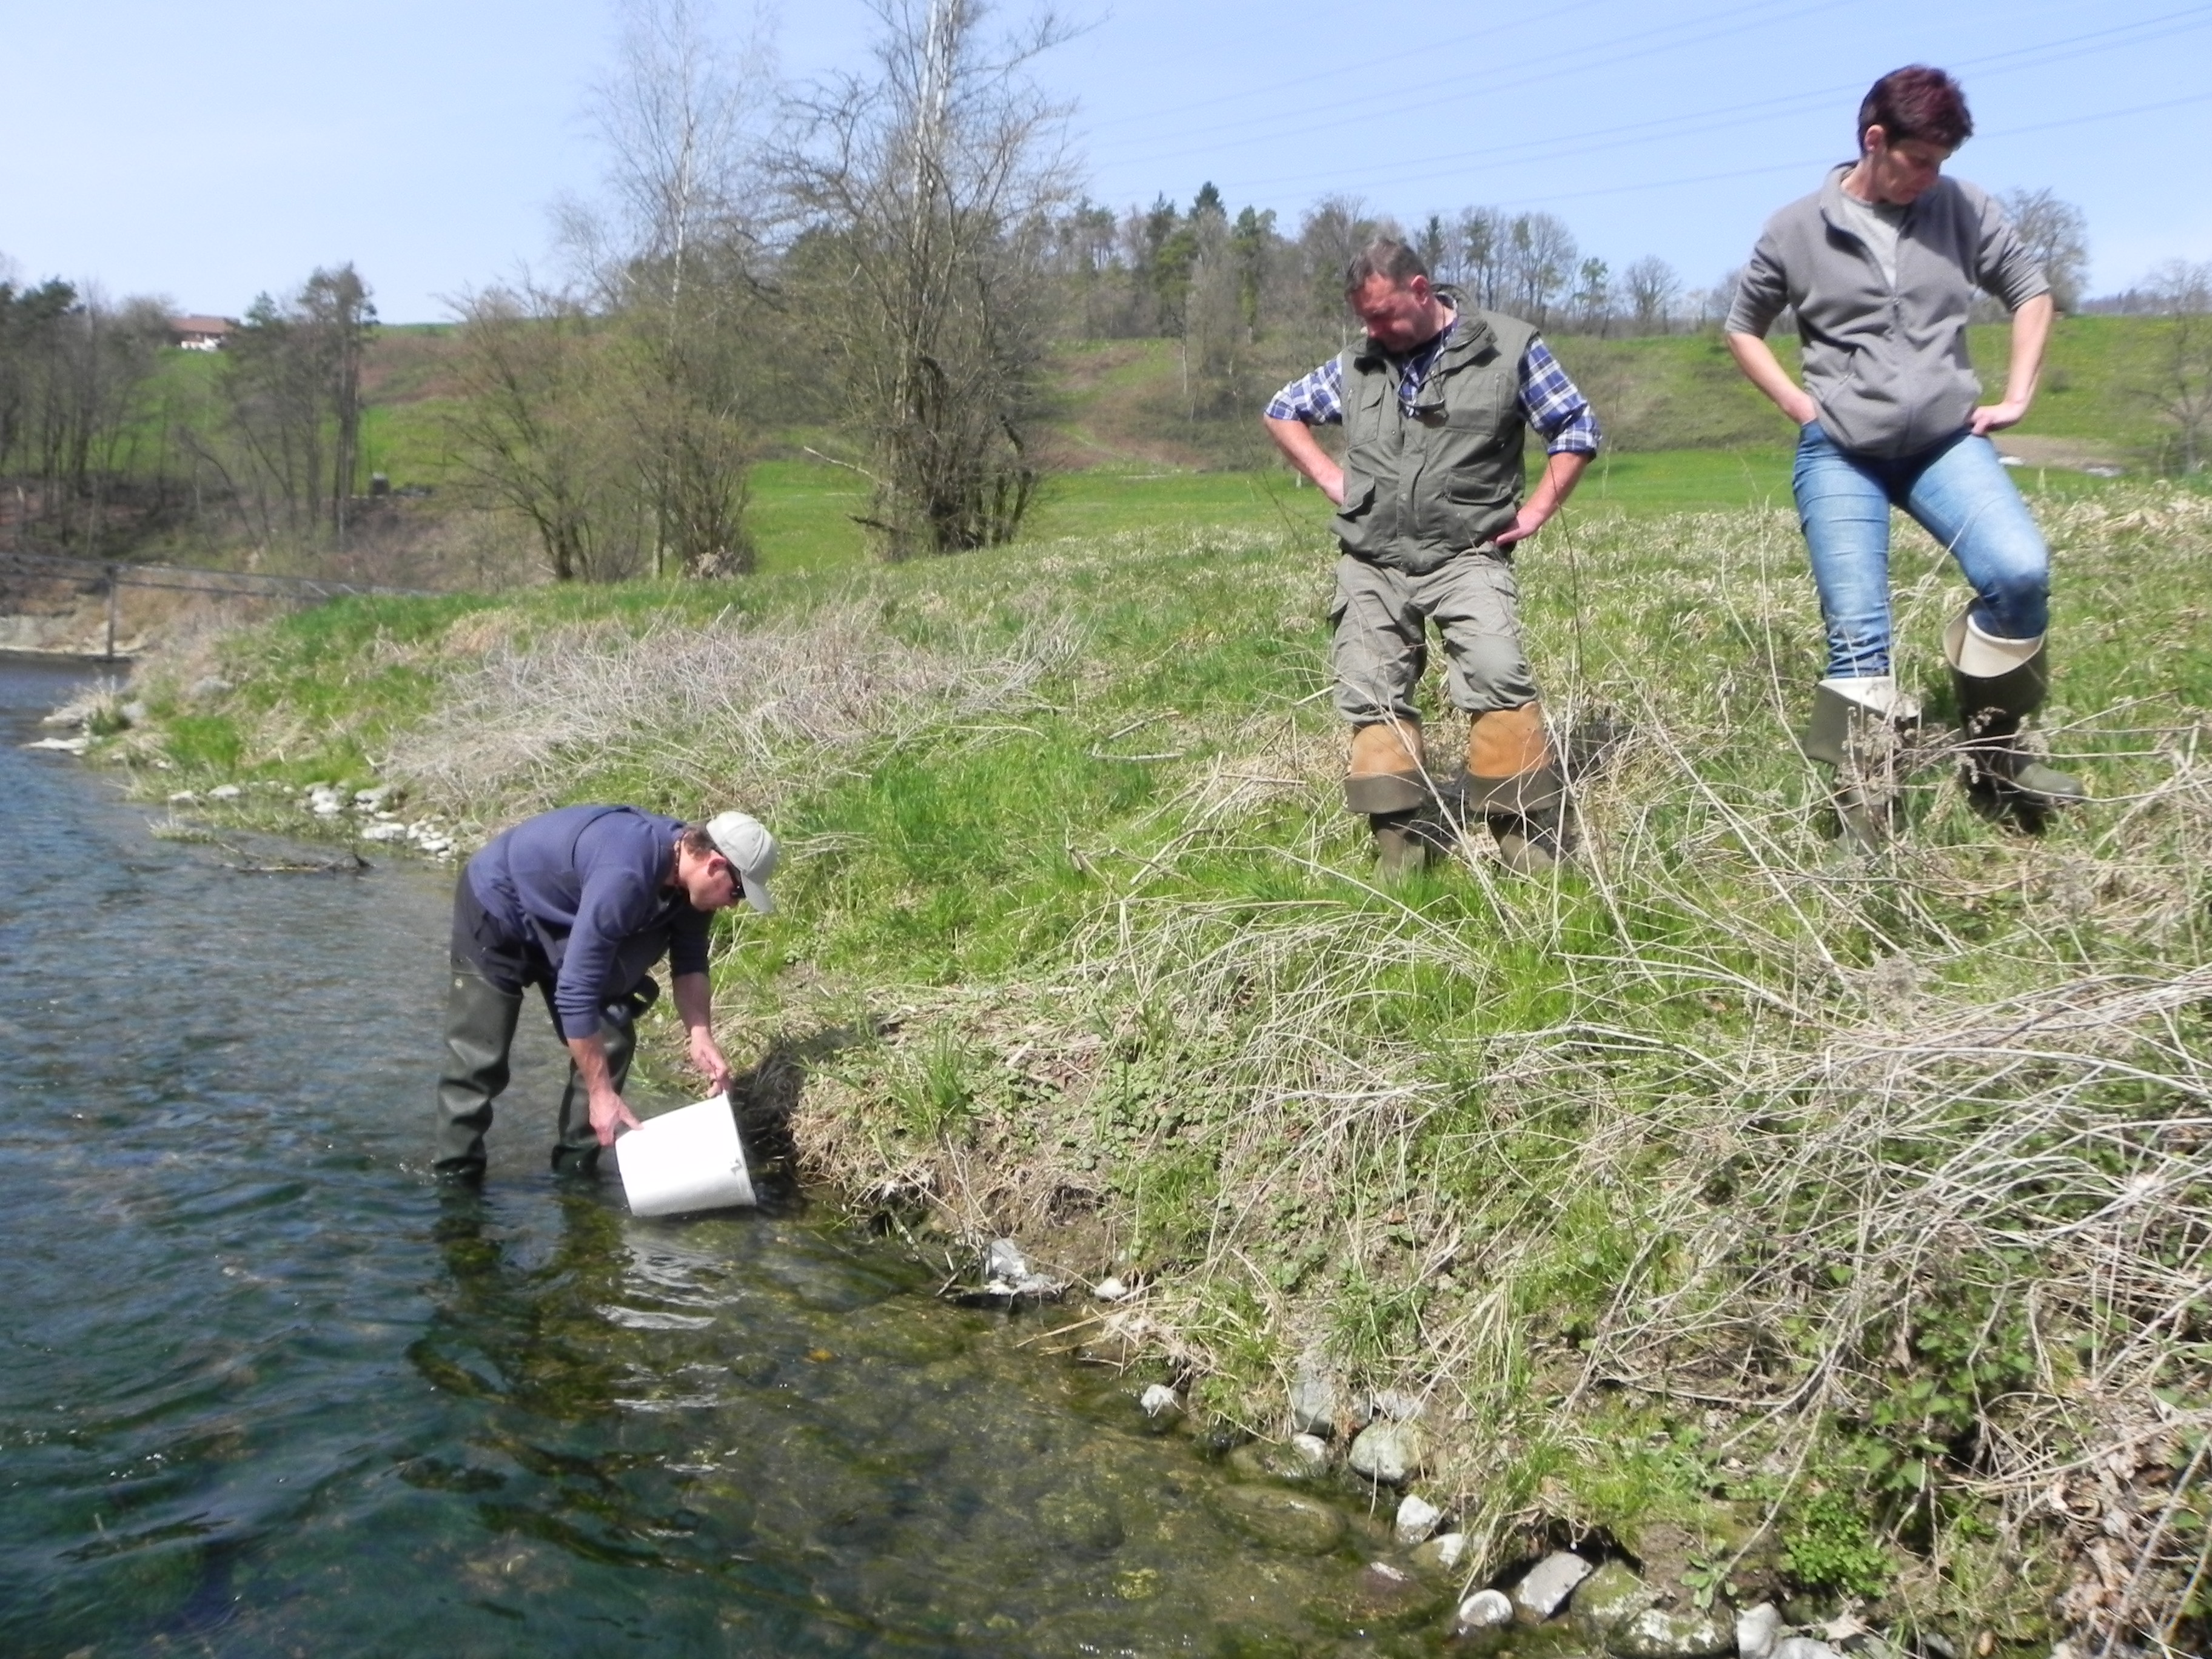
1520, 338, 1601, 455
1264, 357, 1344, 424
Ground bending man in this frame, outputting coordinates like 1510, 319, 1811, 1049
432, 805, 779, 1182
1264, 238, 1599, 877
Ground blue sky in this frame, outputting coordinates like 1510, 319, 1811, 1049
4, 0, 2208, 322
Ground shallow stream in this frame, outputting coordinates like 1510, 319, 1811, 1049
0, 655, 1472, 1657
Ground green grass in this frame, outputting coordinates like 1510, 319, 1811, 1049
104, 485, 2212, 1648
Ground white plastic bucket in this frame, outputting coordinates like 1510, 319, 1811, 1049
615, 1093, 757, 1217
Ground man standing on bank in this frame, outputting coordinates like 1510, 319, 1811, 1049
431, 805, 779, 1182
1264, 239, 1600, 877
1726, 66, 2085, 846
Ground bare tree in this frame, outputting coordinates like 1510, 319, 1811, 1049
2002, 187, 2090, 313
1570, 256, 1612, 336
778, 0, 1076, 558
1506, 212, 1576, 326
2141, 260, 2212, 474
1456, 207, 1507, 310
567, 0, 769, 575
1622, 255, 1681, 335
446, 282, 640, 581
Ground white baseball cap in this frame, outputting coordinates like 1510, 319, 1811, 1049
704, 811, 779, 914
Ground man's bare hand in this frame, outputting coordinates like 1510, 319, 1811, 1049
589, 1090, 643, 1147
689, 1029, 733, 1098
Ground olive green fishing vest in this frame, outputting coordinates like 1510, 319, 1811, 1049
1333, 307, 1537, 576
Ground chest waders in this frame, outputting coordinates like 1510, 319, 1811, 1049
1335, 309, 1570, 877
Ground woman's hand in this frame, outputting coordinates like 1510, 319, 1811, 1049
1969, 400, 2029, 436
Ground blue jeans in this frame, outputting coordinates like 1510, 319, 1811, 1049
1793, 423, 2050, 679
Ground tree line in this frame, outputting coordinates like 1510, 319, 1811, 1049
0, 264, 374, 558
5, 0, 2197, 580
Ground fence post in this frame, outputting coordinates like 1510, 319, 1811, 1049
104, 565, 120, 661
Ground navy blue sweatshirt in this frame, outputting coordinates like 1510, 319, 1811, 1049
464, 806, 711, 1039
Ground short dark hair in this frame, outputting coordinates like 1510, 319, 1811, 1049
677, 825, 720, 860
1858, 65, 1973, 151
1344, 238, 1428, 293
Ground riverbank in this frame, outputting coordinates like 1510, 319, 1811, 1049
64, 488, 2212, 1656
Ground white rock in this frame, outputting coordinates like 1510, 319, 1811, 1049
1737, 1602, 1783, 1659
1289, 1352, 1341, 1436
24, 736, 90, 754
1346, 1418, 1427, 1485
167, 791, 199, 804
1428, 1530, 1467, 1569
360, 822, 409, 842
1394, 1493, 1443, 1544
1288, 1433, 1332, 1473
121, 702, 147, 724
1512, 1550, 1595, 1621
354, 786, 391, 808
209, 784, 241, 800
1093, 1276, 1129, 1301
987, 1238, 1030, 1280
1771, 1641, 1843, 1659
1453, 1589, 1513, 1635
1367, 1387, 1425, 1421
1139, 1384, 1181, 1419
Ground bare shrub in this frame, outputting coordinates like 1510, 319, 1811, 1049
383, 601, 1080, 823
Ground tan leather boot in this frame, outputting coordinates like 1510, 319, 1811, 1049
1462, 703, 1569, 875
1345, 719, 1433, 878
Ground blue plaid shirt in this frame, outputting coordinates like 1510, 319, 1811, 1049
1264, 313, 1601, 455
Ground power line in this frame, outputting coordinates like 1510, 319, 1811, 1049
1081, 0, 1861, 166
1133, 9, 2212, 207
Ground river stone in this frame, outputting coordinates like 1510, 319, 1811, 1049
1036, 1486, 1125, 1553
1207, 1483, 1348, 1555
1606, 1607, 1735, 1658
1227, 1439, 1327, 1484
1571, 1559, 1657, 1637
1289, 1433, 1332, 1473
1771, 1641, 1843, 1659
1394, 1493, 1442, 1544
1289, 1355, 1339, 1435
1738, 1601, 1783, 1659
1346, 1418, 1427, 1485
1411, 1532, 1469, 1576
1139, 1383, 1181, 1421
1513, 1549, 1595, 1621
1453, 1587, 1514, 1634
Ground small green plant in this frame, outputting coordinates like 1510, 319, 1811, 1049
1782, 1486, 1892, 1600
889, 1029, 979, 1143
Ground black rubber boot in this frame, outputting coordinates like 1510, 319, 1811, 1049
1347, 770, 1436, 881
549, 990, 647, 1177
1463, 766, 1570, 876
434, 971, 523, 1183
1945, 614, 2085, 821
1803, 677, 1920, 850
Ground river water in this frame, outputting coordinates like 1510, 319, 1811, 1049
0, 654, 1457, 1657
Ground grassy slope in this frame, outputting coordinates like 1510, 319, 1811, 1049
109, 480, 2212, 1652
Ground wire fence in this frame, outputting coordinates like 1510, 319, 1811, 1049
0, 545, 440, 658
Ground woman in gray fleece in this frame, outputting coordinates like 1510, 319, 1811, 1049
1726, 65, 2084, 846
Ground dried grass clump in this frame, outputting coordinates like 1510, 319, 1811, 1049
384, 602, 1081, 824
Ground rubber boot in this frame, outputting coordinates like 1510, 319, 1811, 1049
1803, 675, 1921, 850
1345, 718, 1434, 880
1944, 611, 2085, 819
1463, 703, 1570, 875
434, 970, 523, 1183
551, 994, 643, 1178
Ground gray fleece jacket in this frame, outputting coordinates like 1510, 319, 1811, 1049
1726, 165, 2048, 458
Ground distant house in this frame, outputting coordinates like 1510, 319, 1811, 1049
170, 315, 235, 352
